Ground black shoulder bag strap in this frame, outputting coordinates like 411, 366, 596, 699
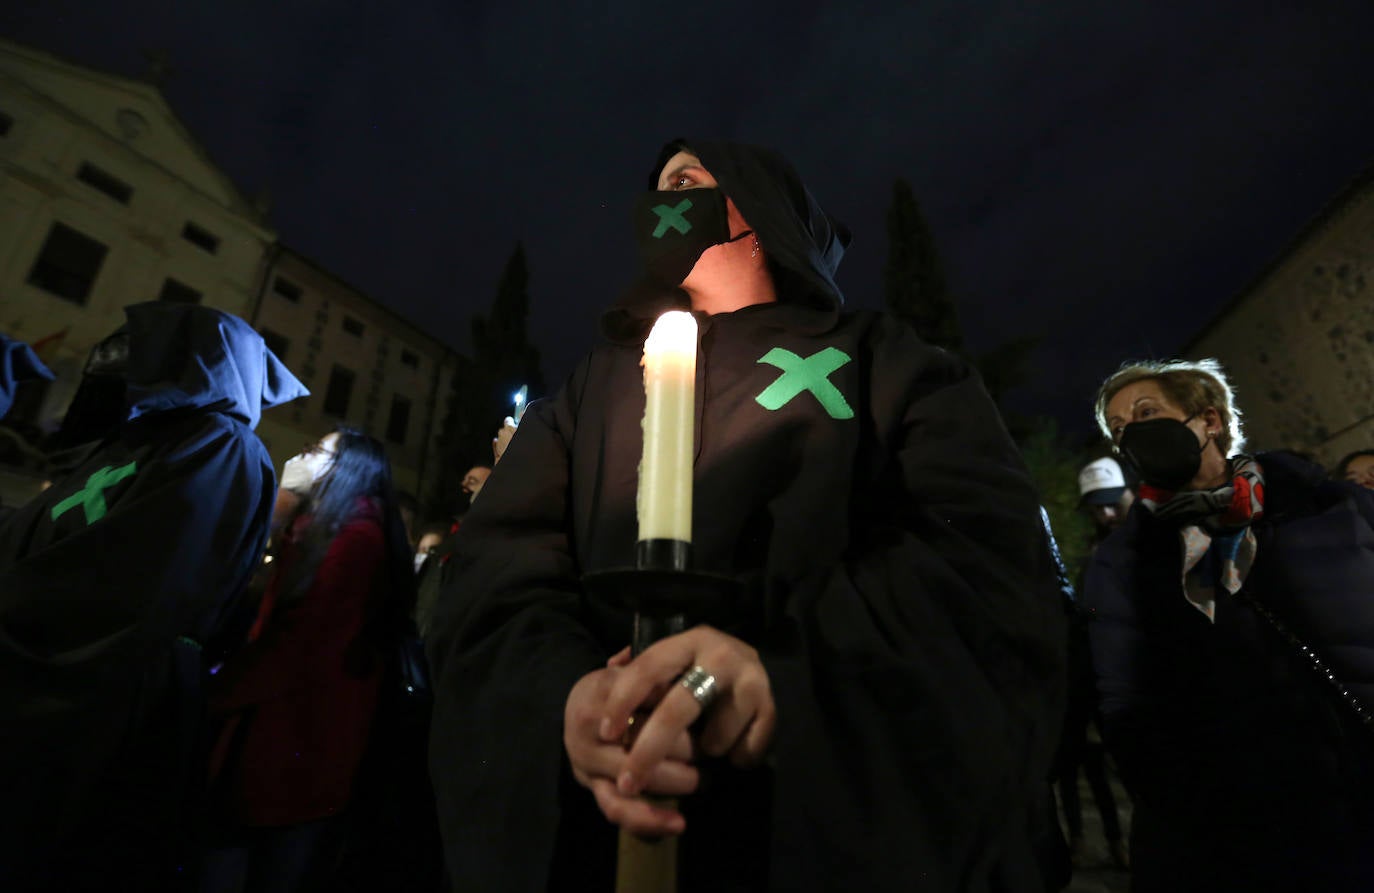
1238, 593, 1373, 731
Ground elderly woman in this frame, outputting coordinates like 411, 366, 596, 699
426, 139, 1066, 891
1086, 358, 1374, 892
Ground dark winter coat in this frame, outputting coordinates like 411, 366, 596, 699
426, 140, 1066, 892
1086, 450, 1374, 892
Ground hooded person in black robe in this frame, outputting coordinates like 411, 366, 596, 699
426, 139, 1066, 891
0, 302, 307, 891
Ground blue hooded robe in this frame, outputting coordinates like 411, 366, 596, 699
0, 302, 306, 890
0, 333, 55, 420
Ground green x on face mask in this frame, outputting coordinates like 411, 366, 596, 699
632, 188, 750, 286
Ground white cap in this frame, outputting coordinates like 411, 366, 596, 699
1078, 457, 1126, 505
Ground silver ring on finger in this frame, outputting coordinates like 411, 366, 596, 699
678, 665, 719, 711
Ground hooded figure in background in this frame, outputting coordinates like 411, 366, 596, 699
0, 334, 55, 523
0, 333, 55, 419
41, 325, 137, 476
427, 139, 1065, 891
0, 301, 307, 891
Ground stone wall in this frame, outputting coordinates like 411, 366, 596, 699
1187, 171, 1374, 466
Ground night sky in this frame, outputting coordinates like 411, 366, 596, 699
6, 2, 1374, 438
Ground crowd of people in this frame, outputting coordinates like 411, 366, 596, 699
1, 138, 1372, 893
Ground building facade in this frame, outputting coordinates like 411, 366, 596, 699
1186, 166, 1374, 466
0, 39, 459, 506
254, 247, 457, 496
0, 39, 274, 415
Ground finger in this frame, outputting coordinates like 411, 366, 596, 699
606, 646, 632, 668
568, 739, 698, 795
625, 722, 698, 763
589, 778, 686, 837
599, 681, 684, 736
665, 728, 697, 762
567, 740, 630, 785
600, 648, 694, 739
620, 714, 697, 760
730, 701, 777, 768
644, 759, 700, 797
619, 685, 704, 795
697, 696, 754, 759
601, 628, 721, 739
699, 665, 772, 758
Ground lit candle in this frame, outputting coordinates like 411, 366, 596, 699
637, 311, 698, 545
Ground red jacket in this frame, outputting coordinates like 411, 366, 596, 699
209, 501, 387, 826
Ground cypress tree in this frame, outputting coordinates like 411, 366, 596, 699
426, 242, 544, 519
883, 178, 962, 352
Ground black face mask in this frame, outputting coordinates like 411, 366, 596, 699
632, 188, 752, 286
1117, 416, 1208, 491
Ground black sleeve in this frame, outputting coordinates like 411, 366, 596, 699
424, 358, 607, 893
760, 322, 1067, 890
1084, 531, 1216, 805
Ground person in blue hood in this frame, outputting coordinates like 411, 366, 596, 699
0, 301, 307, 891
0, 334, 55, 522
426, 139, 1065, 891
0, 333, 55, 419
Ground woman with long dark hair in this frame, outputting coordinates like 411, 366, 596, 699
201, 427, 416, 893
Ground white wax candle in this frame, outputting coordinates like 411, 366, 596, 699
637, 311, 698, 543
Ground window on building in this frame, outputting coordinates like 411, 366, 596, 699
260, 328, 290, 361
76, 162, 133, 204
27, 222, 108, 305
342, 316, 365, 337
181, 221, 220, 254
324, 365, 355, 417
273, 276, 303, 302
0, 110, 13, 137
158, 277, 202, 304
400, 349, 420, 369
386, 395, 411, 445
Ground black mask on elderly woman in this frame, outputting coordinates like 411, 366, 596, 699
632, 188, 753, 286
1118, 417, 1210, 491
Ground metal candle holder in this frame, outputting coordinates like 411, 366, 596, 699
583, 539, 738, 654
580, 539, 740, 893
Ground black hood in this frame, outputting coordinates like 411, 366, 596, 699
123, 302, 307, 429
603, 138, 851, 342
0, 334, 55, 419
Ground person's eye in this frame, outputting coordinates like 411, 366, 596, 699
673, 174, 693, 190
1139, 406, 1157, 419
1111, 425, 1123, 442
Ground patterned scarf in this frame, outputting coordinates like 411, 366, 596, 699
1137, 455, 1266, 622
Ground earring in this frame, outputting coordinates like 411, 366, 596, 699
751, 236, 761, 259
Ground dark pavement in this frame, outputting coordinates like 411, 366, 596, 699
1059, 762, 1133, 893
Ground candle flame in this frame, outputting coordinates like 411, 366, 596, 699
645, 311, 698, 356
